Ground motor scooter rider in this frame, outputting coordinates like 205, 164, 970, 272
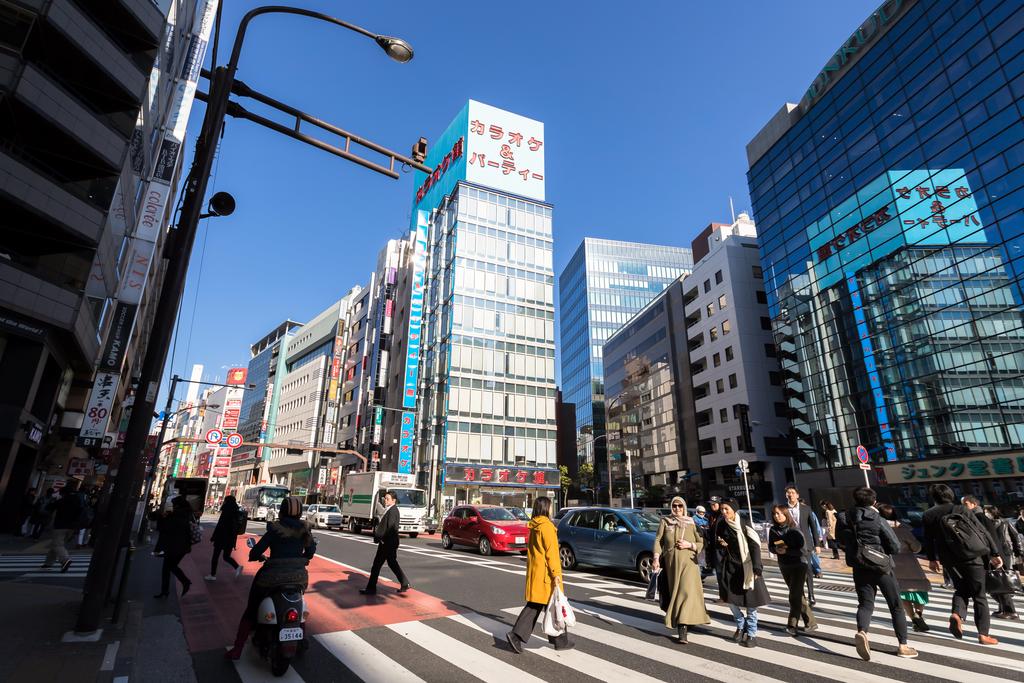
225, 496, 316, 660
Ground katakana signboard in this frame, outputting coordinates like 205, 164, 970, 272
881, 452, 1024, 484
444, 463, 559, 488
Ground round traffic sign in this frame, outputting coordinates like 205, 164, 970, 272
856, 445, 869, 463
226, 433, 243, 448
205, 428, 223, 445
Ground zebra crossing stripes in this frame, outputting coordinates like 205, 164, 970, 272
315, 631, 426, 683
0, 553, 90, 578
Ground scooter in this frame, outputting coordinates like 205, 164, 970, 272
245, 537, 310, 677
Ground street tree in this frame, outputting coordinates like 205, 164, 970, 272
559, 465, 572, 506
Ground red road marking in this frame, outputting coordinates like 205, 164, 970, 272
176, 533, 457, 652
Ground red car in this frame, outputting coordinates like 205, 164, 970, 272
441, 505, 530, 555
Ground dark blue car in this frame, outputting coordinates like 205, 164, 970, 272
556, 507, 661, 581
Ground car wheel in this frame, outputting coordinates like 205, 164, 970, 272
478, 536, 492, 556
408, 532, 418, 539
441, 532, 452, 549
559, 544, 577, 570
348, 519, 360, 534
637, 553, 654, 583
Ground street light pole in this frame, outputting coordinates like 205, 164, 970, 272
75, 7, 425, 635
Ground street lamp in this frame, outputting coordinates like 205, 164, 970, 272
76, 7, 430, 635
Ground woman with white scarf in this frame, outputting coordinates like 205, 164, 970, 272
715, 498, 771, 647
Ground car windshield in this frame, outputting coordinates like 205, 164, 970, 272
622, 511, 661, 532
508, 507, 529, 520
260, 488, 289, 507
318, 505, 339, 513
479, 507, 517, 521
391, 489, 426, 507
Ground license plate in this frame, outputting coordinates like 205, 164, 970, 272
515, 536, 525, 544
279, 627, 304, 642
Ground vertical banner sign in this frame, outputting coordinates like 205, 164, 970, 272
402, 210, 429, 409
399, 411, 415, 474
328, 320, 344, 402
78, 0, 220, 444
79, 373, 119, 445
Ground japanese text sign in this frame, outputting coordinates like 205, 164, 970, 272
881, 452, 1024, 484
444, 463, 557, 488
465, 100, 545, 202
79, 372, 120, 442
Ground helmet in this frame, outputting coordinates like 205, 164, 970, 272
279, 496, 302, 519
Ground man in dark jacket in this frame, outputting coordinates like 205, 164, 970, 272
41, 480, 83, 572
360, 491, 409, 595
922, 484, 1002, 644
836, 486, 917, 661
784, 486, 820, 604
979, 503, 1020, 620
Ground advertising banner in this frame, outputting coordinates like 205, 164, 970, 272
402, 211, 428, 409
443, 463, 558, 488
398, 411, 415, 474
97, 302, 137, 373
226, 367, 248, 385
78, 372, 119, 445
464, 100, 545, 201
881, 452, 1024, 484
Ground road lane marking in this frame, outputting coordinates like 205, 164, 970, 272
316, 630, 426, 683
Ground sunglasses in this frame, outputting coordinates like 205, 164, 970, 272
671, 504, 685, 508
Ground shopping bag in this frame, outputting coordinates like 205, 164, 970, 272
542, 589, 565, 637
645, 569, 660, 601
555, 586, 576, 628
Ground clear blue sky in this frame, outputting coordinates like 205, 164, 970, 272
165, 0, 877, 398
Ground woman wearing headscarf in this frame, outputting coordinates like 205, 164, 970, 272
652, 496, 709, 643
225, 496, 316, 660
716, 498, 771, 647
206, 495, 243, 581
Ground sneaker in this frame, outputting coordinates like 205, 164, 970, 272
949, 613, 964, 639
731, 628, 743, 642
911, 616, 930, 633
994, 611, 1019, 620
897, 644, 918, 658
505, 632, 523, 654
60, 559, 72, 573
785, 626, 798, 636
204, 575, 217, 581
235, 565, 243, 578
398, 584, 411, 593
741, 636, 757, 648
855, 630, 870, 661
978, 634, 999, 645
800, 623, 818, 633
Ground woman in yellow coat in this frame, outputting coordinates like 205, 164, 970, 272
506, 496, 573, 652
653, 496, 710, 643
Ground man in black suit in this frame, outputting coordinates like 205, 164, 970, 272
785, 485, 821, 604
360, 491, 410, 594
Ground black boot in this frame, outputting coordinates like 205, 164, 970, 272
677, 625, 688, 644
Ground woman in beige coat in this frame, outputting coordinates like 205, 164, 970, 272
653, 496, 710, 643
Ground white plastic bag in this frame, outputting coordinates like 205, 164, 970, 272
542, 589, 564, 637
556, 586, 576, 628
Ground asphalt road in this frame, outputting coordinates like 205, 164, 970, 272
182, 525, 1024, 683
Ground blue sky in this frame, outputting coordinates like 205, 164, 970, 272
166, 0, 877, 397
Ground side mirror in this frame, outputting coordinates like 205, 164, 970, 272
245, 537, 256, 549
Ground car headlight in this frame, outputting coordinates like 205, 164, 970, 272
491, 525, 506, 535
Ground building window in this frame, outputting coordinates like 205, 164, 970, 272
752, 265, 763, 279
769, 371, 781, 386
718, 294, 727, 309
760, 316, 772, 330
723, 437, 732, 453
725, 346, 734, 361
716, 379, 724, 394
756, 290, 767, 304
706, 302, 714, 317
774, 402, 789, 418
715, 270, 723, 284
722, 320, 731, 335
719, 407, 728, 422
764, 343, 777, 358
713, 352, 721, 367
728, 373, 737, 389
703, 279, 711, 293
710, 326, 719, 341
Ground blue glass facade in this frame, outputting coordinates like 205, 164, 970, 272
558, 238, 693, 491
748, 0, 1024, 503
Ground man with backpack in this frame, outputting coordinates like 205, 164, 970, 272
836, 486, 917, 661
922, 483, 1002, 645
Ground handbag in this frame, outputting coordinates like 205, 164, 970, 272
645, 569, 660, 601
855, 543, 892, 573
189, 519, 202, 545
986, 568, 1023, 596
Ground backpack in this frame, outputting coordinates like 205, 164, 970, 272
236, 509, 249, 535
939, 505, 990, 562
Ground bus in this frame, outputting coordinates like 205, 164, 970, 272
241, 485, 290, 521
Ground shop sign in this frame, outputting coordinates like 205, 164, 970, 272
444, 464, 558, 488
401, 211, 428, 409
226, 367, 248, 385
398, 411, 414, 474
78, 372, 119, 444
881, 452, 1024, 484
67, 458, 95, 476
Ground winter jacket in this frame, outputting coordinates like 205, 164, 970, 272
922, 503, 997, 566
250, 517, 316, 562
524, 516, 561, 604
157, 506, 194, 556
768, 524, 806, 566
211, 499, 241, 548
53, 491, 84, 530
716, 517, 771, 608
837, 505, 900, 570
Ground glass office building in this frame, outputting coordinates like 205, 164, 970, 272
747, 0, 1024, 504
559, 239, 692, 496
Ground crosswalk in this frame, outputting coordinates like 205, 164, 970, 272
0, 553, 91, 579
225, 565, 1024, 683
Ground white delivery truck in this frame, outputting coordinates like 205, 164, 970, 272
339, 471, 427, 537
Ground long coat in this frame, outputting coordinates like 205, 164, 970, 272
891, 523, 930, 592
824, 509, 838, 541
524, 516, 562, 604
654, 517, 710, 628
211, 502, 239, 549
716, 518, 771, 609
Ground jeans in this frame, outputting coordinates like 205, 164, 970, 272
852, 567, 908, 644
729, 604, 758, 637
810, 552, 821, 575
366, 542, 408, 590
949, 562, 991, 635
210, 545, 240, 576
779, 562, 816, 628
44, 528, 74, 566
511, 601, 570, 648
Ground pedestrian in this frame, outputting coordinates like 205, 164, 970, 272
1016, 506, 1024, 539
836, 487, 918, 660
878, 503, 931, 633
225, 496, 316, 660
154, 496, 194, 598
360, 491, 410, 595
692, 504, 710, 574
76, 492, 95, 548
807, 504, 824, 578
922, 484, 1003, 644
30, 487, 57, 539
716, 498, 770, 648
821, 502, 840, 560
41, 480, 83, 573
205, 495, 243, 581
17, 487, 36, 537
768, 505, 817, 635
784, 486, 821, 604
652, 496, 709, 643
506, 496, 574, 653
705, 496, 725, 588
981, 504, 1021, 620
